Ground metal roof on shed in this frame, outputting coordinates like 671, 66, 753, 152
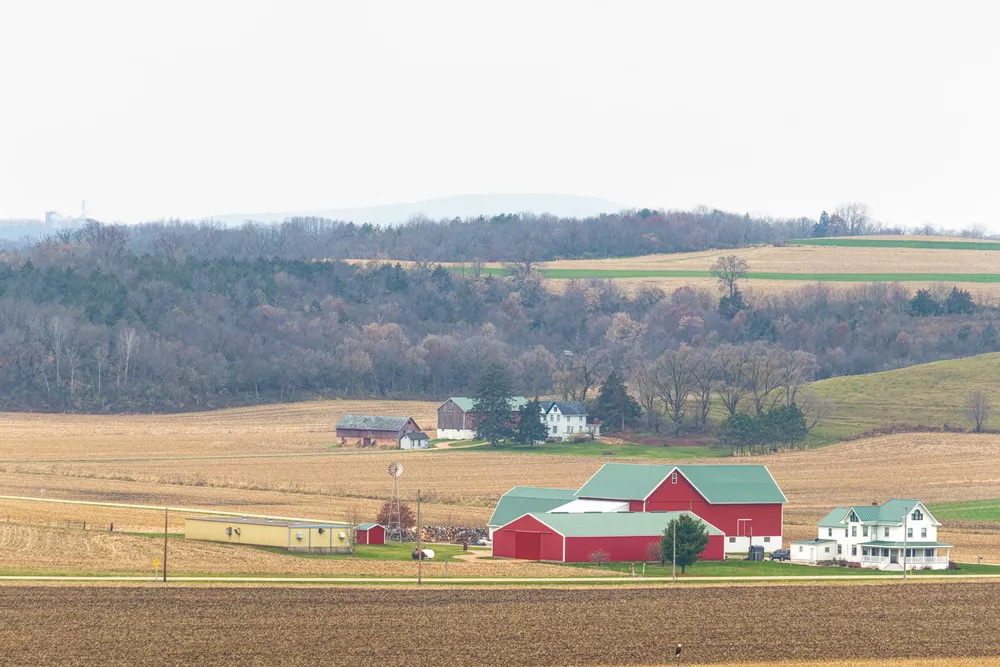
335, 414, 413, 431
488, 487, 576, 527
442, 397, 530, 412
575, 464, 787, 504
356, 523, 382, 531
185, 516, 346, 528
528, 511, 723, 538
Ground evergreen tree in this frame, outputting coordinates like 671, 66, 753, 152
595, 371, 642, 432
981, 321, 998, 351
908, 289, 942, 316
945, 287, 976, 315
715, 412, 759, 454
516, 397, 549, 446
719, 288, 747, 319
765, 403, 808, 449
473, 364, 516, 447
813, 211, 830, 237
660, 514, 710, 573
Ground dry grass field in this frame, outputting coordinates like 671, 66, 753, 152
0, 584, 997, 665
4, 405, 1000, 571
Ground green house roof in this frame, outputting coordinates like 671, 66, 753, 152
444, 397, 530, 413
816, 500, 937, 527
530, 511, 723, 538
356, 523, 381, 531
818, 508, 850, 527
488, 487, 576, 527
575, 464, 786, 504
860, 541, 951, 549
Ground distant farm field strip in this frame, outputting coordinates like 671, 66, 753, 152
471, 267, 1000, 282
789, 238, 1000, 251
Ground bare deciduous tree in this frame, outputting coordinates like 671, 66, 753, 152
689, 348, 717, 426
834, 202, 872, 236
715, 343, 749, 417
653, 347, 697, 434
967, 391, 991, 433
710, 255, 748, 298
798, 390, 834, 432
47, 315, 70, 386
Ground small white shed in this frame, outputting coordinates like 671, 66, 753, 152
791, 538, 838, 564
400, 431, 430, 450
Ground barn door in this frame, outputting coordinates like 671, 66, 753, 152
514, 532, 541, 560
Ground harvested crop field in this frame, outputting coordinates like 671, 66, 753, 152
0, 583, 998, 665
0, 399, 439, 459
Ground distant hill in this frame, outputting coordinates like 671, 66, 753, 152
808, 352, 1000, 443
206, 193, 626, 226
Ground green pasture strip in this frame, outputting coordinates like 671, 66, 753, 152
460, 267, 1000, 282
788, 238, 1000, 251
929, 499, 1000, 523
449, 440, 727, 459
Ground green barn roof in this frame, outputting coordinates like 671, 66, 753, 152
575, 464, 786, 504
530, 511, 723, 538
488, 487, 577, 527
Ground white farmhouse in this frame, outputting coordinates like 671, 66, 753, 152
541, 401, 594, 441
792, 499, 951, 570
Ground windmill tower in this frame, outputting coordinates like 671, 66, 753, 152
388, 461, 403, 542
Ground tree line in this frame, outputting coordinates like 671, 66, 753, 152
0, 223, 997, 413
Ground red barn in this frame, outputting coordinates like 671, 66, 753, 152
493, 511, 725, 563
355, 523, 385, 545
491, 463, 786, 561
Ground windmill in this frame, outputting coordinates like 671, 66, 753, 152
388, 461, 403, 542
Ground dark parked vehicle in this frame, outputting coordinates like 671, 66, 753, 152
770, 548, 791, 561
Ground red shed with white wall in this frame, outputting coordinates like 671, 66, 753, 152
355, 523, 385, 545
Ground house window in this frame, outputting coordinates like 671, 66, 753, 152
851, 546, 857, 556
837, 544, 842, 555
907, 528, 913, 538
921, 528, 927, 538
827, 528, 833, 537
798, 546, 803, 552
912, 509, 923, 521
729, 537, 737, 543
553, 425, 558, 434
862, 526, 869, 537
671, 472, 678, 484
851, 526, 857, 537
845, 529, 849, 538
763, 536, 770, 543
824, 546, 830, 553
884, 527, 890, 538
849, 511, 858, 522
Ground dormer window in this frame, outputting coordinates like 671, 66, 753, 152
671, 472, 678, 484
911, 509, 923, 521
849, 511, 858, 523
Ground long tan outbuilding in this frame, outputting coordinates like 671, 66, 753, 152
185, 516, 352, 553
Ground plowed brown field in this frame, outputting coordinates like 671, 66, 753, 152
0, 583, 997, 665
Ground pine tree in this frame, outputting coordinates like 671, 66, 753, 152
660, 514, 710, 573
595, 371, 642, 432
517, 398, 549, 446
908, 289, 942, 316
814, 211, 830, 237
945, 287, 975, 315
473, 364, 515, 447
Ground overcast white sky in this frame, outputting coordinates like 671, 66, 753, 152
2, 1, 999, 228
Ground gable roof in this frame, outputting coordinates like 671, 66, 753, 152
543, 401, 587, 416
356, 523, 382, 531
488, 487, 577, 527
526, 511, 723, 538
335, 415, 413, 432
441, 397, 530, 413
575, 463, 787, 504
815, 500, 940, 527
405, 431, 429, 440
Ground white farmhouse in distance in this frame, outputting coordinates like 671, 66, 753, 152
541, 401, 597, 441
792, 499, 950, 570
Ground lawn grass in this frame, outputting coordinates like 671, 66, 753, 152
567, 558, 1000, 577
928, 499, 1000, 523
248, 542, 486, 561
454, 440, 728, 459
788, 238, 1000, 251
464, 267, 1000, 282
806, 352, 1000, 442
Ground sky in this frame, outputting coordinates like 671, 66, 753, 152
2, 1, 999, 228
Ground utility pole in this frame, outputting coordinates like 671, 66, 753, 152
902, 509, 908, 580
163, 507, 168, 583
672, 519, 677, 583
416, 489, 422, 586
